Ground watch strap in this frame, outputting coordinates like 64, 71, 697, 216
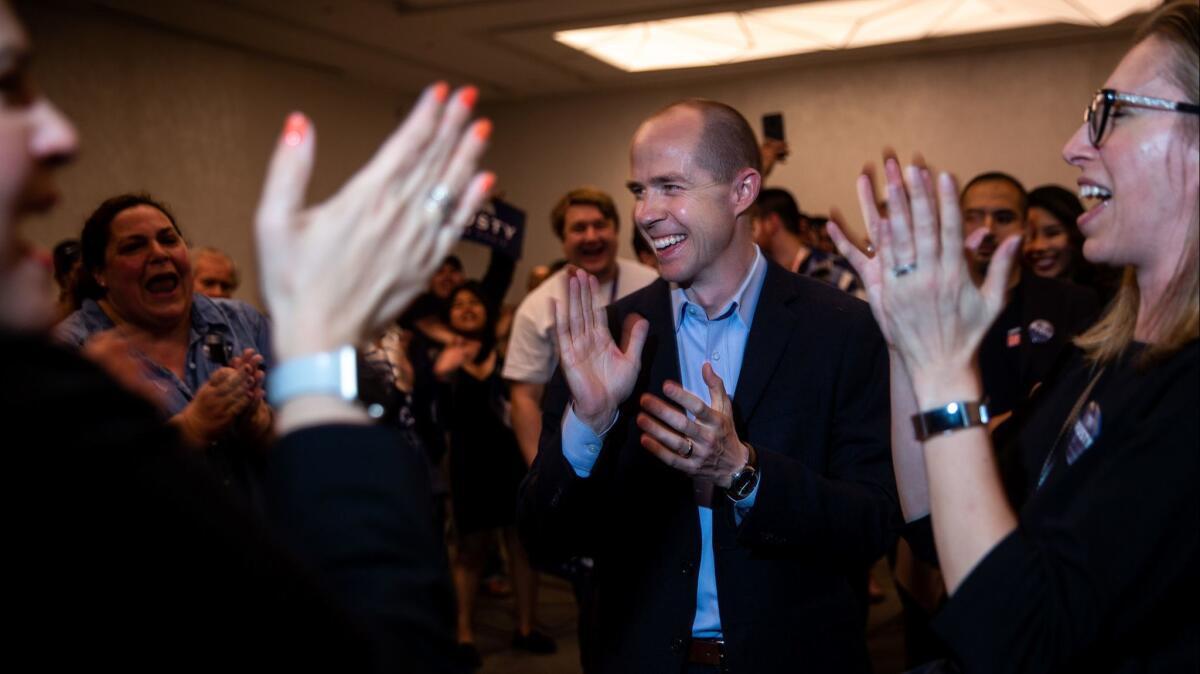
911, 401, 989, 441
267, 345, 358, 407
727, 442, 759, 502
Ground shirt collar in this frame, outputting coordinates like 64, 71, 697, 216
78, 298, 115, 332
671, 245, 767, 332
82, 293, 231, 341
190, 293, 230, 334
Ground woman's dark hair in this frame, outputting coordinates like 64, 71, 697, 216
51, 238, 80, 286
754, 188, 803, 235
1027, 185, 1122, 300
78, 193, 182, 300
442, 280, 497, 363
51, 238, 85, 312
1026, 185, 1085, 276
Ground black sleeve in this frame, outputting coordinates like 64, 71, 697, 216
268, 424, 462, 674
5, 335, 377, 671
931, 353, 1199, 674
479, 246, 516, 315
435, 372, 455, 430
516, 362, 608, 565
516, 302, 631, 565
408, 336, 449, 464
900, 516, 940, 567
732, 305, 900, 566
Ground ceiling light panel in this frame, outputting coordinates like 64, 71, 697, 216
554, 0, 1158, 72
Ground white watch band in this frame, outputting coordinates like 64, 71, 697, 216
267, 345, 358, 407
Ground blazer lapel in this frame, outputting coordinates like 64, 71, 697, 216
641, 280, 681, 395
733, 264, 800, 424
613, 280, 691, 498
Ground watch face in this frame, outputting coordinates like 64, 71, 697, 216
730, 466, 758, 499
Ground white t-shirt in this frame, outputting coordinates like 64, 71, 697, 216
502, 257, 659, 384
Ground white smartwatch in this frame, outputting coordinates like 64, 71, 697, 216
267, 345, 358, 407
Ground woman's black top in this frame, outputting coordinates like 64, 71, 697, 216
923, 340, 1198, 673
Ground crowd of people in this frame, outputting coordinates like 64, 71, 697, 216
3, 1, 1196, 673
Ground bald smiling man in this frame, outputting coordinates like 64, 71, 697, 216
519, 100, 897, 674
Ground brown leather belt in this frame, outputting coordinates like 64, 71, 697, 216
687, 638, 725, 667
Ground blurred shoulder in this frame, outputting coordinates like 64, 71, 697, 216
204, 295, 268, 321
777, 262, 870, 319
616, 257, 659, 295
513, 268, 569, 322
53, 299, 111, 348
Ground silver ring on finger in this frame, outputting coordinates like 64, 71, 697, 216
681, 438, 694, 459
891, 262, 917, 278
423, 184, 453, 219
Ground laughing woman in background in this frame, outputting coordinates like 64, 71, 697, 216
55, 193, 274, 508
1024, 184, 1120, 301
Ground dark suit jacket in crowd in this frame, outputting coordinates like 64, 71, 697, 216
4, 330, 461, 673
518, 261, 899, 674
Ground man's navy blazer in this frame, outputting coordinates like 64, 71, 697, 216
518, 260, 899, 674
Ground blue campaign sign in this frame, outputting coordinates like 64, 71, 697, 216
464, 198, 525, 260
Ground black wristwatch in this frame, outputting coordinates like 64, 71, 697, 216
727, 442, 759, 502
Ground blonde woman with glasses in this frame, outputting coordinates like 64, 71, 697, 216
831, 2, 1199, 672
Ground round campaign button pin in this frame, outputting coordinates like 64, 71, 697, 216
1028, 319, 1055, 344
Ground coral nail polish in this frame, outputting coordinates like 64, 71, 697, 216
432, 81, 449, 103
459, 85, 479, 109
473, 118, 492, 141
282, 112, 307, 147
479, 172, 496, 193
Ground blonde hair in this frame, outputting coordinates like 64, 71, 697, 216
1075, 1, 1200, 365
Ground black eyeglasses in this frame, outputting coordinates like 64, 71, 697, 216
1085, 88, 1200, 148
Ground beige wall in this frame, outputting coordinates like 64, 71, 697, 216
21, 1, 404, 307
21, 0, 1129, 308
484, 35, 1129, 300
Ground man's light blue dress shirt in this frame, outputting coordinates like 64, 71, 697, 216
561, 246, 768, 638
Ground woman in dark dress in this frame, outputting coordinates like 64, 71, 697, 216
829, 3, 1198, 672
436, 281, 554, 667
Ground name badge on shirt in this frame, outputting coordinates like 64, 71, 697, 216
1065, 400, 1102, 465
1006, 327, 1022, 348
